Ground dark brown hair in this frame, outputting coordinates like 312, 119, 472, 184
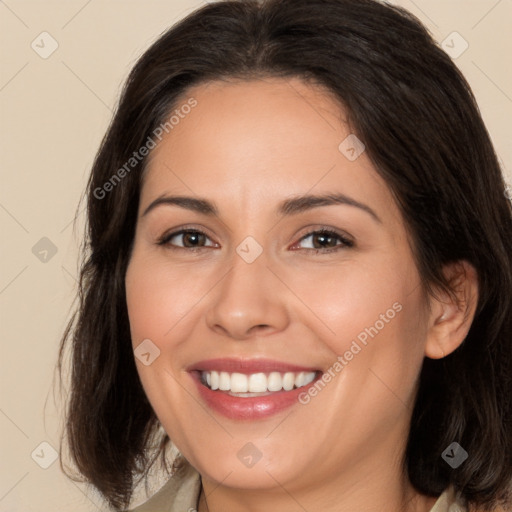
58, 0, 512, 510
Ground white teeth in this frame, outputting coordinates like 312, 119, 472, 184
248, 373, 267, 392
219, 372, 230, 391
201, 370, 317, 393
267, 372, 283, 392
282, 372, 295, 391
210, 371, 219, 390
230, 373, 248, 393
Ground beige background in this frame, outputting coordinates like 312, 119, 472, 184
0, 1, 510, 510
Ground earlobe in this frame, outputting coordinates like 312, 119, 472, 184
424, 261, 479, 360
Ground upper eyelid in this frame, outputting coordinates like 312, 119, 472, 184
160, 227, 217, 246
291, 230, 354, 250
295, 225, 353, 241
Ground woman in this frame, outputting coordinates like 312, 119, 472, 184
59, 0, 512, 511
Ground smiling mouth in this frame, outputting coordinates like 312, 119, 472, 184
199, 370, 319, 397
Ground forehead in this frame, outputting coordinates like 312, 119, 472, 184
141, 77, 396, 219
149, 76, 346, 165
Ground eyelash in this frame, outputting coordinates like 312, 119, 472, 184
156, 226, 354, 254
292, 228, 355, 253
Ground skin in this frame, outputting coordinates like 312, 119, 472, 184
125, 77, 479, 512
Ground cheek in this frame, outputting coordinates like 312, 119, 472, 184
125, 254, 199, 437
125, 250, 221, 423
283, 252, 429, 424
282, 254, 423, 357
125, 251, 210, 346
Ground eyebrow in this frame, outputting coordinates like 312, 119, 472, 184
142, 193, 381, 223
142, 195, 217, 217
279, 193, 381, 223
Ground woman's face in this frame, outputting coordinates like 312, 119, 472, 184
125, 77, 432, 496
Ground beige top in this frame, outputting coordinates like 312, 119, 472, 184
129, 460, 467, 512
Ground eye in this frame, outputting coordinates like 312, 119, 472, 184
291, 228, 354, 253
157, 229, 218, 250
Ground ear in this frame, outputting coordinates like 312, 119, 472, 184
425, 260, 479, 359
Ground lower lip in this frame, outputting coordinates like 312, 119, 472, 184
190, 372, 320, 420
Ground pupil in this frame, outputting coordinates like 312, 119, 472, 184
184, 232, 204, 247
314, 233, 336, 248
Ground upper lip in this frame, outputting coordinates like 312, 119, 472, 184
188, 358, 320, 374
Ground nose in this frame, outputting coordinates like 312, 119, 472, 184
205, 251, 290, 340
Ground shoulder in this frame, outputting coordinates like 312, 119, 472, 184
429, 486, 467, 512
127, 458, 201, 512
